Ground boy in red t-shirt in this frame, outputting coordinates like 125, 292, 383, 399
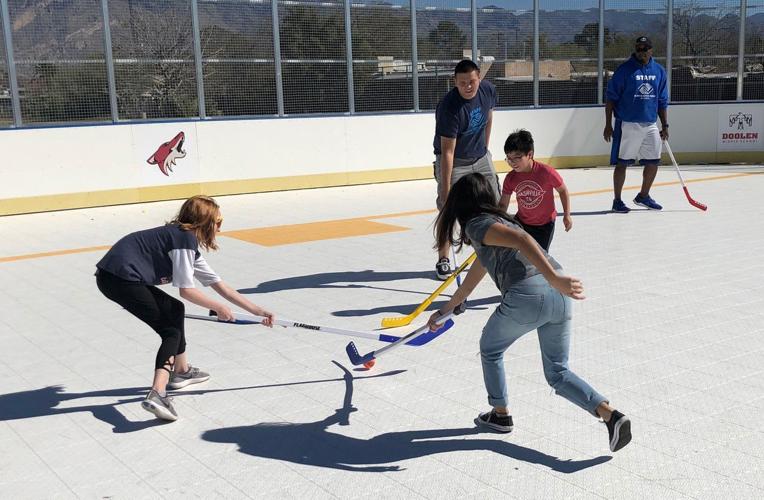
498, 129, 572, 250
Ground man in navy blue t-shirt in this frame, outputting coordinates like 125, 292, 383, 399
604, 36, 670, 213
433, 59, 499, 279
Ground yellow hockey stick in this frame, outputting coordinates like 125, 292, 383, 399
380, 252, 476, 328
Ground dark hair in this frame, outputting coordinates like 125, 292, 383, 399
454, 59, 480, 76
435, 173, 513, 251
504, 129, 534, 154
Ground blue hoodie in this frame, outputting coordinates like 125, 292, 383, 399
606, 55, 668, 123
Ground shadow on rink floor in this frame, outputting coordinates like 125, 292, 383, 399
203, 362, 612, 473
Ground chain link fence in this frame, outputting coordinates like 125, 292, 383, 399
745, 2, 764, 99
539, 0, 599, 106
417, 0, 472, 111
199, 0, 278, 117
0, 3, 10, 127
0, 0, 762, 127
352, 3, 413, 113
7, 0, 110, 124
478, 1, 534, 108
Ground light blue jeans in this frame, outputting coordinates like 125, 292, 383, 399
480, 274, 607, 416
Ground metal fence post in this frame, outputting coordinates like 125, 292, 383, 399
344, 0, 354, 114
411, 0, 419, 112
666, 0, 673, 102
0, 0, 21, 126
190, 0, 206, 119
471, 0, 478, 62
533, 0, 539, 107
271, 0, 285, 116
597, 0, 604, 105
737, 0, 747, 101
101, 0, 119, 122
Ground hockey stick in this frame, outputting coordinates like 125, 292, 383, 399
663, 140, 708, 211
380, 252, 476, 328
185, 312, 443, 346
347, 313, 454, 367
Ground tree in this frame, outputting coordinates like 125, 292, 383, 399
420, 21, 468, 60
574, 23, 615, 56
111, 3, 218, 119
672, 1, 739, 69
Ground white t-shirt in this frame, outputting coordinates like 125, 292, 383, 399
169, 249, 221, 288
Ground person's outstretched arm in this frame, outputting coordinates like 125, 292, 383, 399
179, 287, 236, 321
483, 223, 584, 299
211, 281, 274, 326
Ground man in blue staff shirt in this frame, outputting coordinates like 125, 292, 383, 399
604, 36, 670, 213
433, 59, 499, 279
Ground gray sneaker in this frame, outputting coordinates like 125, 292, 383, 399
141, 389, 178, 421
168, 365, 210, 389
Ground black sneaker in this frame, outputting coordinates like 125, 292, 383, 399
474, 409, 513, 433
634, 193, 663, 210
435, 257, 452, 280
605, 410, 631, 452
612, 198, 631, 213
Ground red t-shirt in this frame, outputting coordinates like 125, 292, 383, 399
502, 160, 563, 226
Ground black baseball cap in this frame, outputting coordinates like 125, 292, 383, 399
635, 36, 652, 48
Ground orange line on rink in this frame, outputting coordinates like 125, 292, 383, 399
0, 171, 755, 262
223, 219, 410, 246
0, 245, 111, 263
565, 172, 752, 197
365, 209, 437, 220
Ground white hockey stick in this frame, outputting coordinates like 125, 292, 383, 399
185, 312, 443, 346
663, 140, 708, 211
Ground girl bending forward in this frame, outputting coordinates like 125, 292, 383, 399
96, 195, 273, 421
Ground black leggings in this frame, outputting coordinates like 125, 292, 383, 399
96, 270, 186, 371
519, 219, 556, 251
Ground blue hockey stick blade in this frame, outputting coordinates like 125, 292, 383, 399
346, 341, 375, 366
404, 319, 454, 346
232, 318, 260, 325
203, 310, 258, 325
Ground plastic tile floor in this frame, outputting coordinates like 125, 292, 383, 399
1, 165, 762, 499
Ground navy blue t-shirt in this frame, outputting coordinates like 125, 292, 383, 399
433, 79, 497, 159
96, 224, 220, 287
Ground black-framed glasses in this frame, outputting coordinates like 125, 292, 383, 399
635, 46, 651, 53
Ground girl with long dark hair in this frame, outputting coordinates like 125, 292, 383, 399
428, 173, 631, 452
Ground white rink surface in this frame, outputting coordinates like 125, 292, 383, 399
1, 166, 763, 499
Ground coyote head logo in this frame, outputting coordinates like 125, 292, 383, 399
147, 131, 186, 176
729, 112, 753, 130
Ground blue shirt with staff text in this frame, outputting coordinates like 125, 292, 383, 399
606, 55, 668, 123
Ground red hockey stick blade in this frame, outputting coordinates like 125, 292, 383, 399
683, 187, 708, 211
